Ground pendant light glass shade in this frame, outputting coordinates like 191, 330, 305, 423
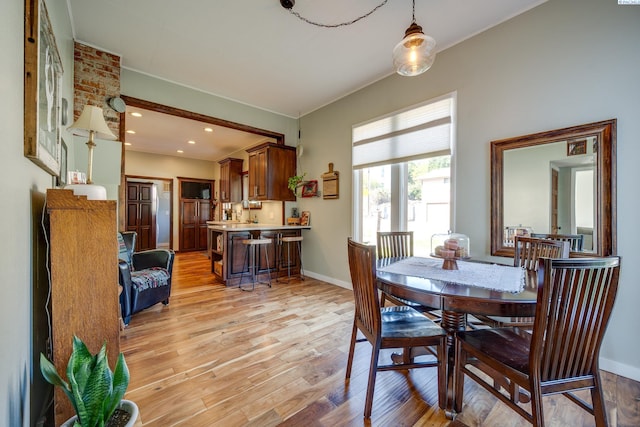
393, 22, 436, 77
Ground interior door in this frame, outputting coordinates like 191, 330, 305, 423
126, 181, 157, 250
551, 168, 559, 234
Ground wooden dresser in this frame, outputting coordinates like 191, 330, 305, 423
46, 189, 120, 425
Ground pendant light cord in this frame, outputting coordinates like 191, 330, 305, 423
412, 0, 416, 23
286, 0, 389, 28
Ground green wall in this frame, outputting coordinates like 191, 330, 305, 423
297, 0, 640, 380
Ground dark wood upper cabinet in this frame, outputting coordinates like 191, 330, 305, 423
218, 158, 243, 203
246, 143, 296, 201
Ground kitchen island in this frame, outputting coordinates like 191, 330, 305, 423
207, 222, 310, 286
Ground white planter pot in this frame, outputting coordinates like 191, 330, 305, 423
61, 400, 139, 427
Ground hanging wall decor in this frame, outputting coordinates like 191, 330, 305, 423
321, 163, 339, 199
24, 0, 64, 176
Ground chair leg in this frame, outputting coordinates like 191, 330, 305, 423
591, 377, 608, 427
437, 338, 446, 410
529, 379, 545, 427
364, 342, 381, 419
345, 322, 358, 379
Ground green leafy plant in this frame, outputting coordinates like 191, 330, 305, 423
40, 336, 130, 427
288, 173, 307, 195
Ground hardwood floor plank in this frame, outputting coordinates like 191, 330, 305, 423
120, 251, 639, 427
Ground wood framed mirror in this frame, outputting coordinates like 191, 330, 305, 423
491, 119, 616, 257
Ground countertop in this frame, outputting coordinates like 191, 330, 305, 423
206, 222, 311, 231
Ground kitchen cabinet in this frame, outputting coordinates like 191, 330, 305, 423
246, 142, 296, 201
218, 158, 243, 203
179, 178, 214, 252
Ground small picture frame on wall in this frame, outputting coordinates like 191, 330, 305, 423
301, 180, 318, 198
567, 139, 587, 156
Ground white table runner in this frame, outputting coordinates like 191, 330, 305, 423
378, 257, 525, 293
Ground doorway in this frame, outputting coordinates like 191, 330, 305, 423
125, 176, 173, 250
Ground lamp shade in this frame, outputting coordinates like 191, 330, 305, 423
393, 22, 436, 77
68, 105, 117, 140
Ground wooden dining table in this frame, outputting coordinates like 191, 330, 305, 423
376, 256, 538, 418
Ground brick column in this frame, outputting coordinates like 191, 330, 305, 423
73, 42, 121, 136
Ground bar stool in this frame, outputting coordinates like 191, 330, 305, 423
279, 235, 304, 282
239, 237, 272, 291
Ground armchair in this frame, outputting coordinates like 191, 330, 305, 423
118, 231, 175, 325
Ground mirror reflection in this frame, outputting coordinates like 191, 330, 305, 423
491, 119, 616, 258
503, 136, 597, 252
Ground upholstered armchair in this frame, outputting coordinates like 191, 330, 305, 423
117, 231, 175, 325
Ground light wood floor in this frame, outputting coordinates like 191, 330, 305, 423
121, 252, 640, 426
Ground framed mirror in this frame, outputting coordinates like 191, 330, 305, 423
491, 119, 616, 257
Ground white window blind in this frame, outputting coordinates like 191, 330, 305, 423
352, 95, 453, 169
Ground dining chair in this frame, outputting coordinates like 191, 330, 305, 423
530, 232, 584, 251
472, 236, 570, 329
346, 238, 446, 418
376, 231, 441, 321
454, 256, 621, 427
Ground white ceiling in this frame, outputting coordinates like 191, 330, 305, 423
68, 0, 545, 161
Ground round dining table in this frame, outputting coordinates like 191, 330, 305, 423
376, 256, 538, 418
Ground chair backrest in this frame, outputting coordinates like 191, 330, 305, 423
531, 257, 620, 382
514, 236, 570, 271
117, 231, 137, 268
347, 238, 381, 341
376, 231, 414, 260
530, 233, 584, 251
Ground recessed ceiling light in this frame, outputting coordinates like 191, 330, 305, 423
204, 127, 213, 132
126, 130, 136, 134
177, 150, 184, 154
124, 142, 132, 146
188, 140, 196, 144
130, 112, 142, 117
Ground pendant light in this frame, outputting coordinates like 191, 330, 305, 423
392, 0, 436, 76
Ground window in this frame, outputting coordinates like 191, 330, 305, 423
352, 93, 455, 256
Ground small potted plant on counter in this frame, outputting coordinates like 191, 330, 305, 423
40, 335, 138, 427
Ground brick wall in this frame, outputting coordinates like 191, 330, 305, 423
73, 42, 121, 136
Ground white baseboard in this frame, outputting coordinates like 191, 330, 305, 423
302, 270, 351, 290
600, 357, 640, 382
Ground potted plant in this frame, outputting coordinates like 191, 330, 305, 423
40, 336, 138, 427
288, 173, 307, 196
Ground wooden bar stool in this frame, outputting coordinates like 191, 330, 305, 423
239, 238, 272, 291
279, 235, 304, 282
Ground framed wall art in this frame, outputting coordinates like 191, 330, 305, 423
301, 180, 318, 198
567, 139, 587, 156
24, 0, 64, 176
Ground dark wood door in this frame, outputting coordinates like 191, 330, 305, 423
180, 199, 212, 251
126, 181, 156, 250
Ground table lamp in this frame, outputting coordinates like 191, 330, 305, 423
66, 105, 117, 200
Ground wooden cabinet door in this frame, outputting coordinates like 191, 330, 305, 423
126, 181, 156, 250
180, 199, 198, 251
219, 161, 230, 202
196, 200, 211, 250
248, 149, 267, 200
